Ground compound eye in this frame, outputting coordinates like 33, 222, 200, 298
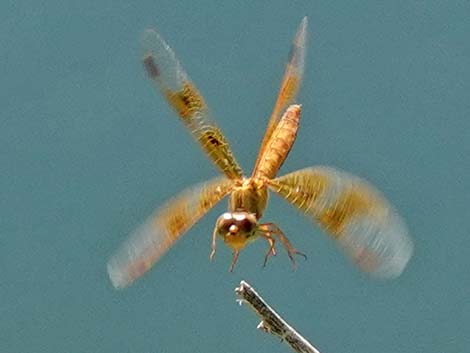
238, 218, 254, 233
218, 221, 231, 234
216, 213, 235, 235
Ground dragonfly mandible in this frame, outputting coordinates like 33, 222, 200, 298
107, 17, 413, 289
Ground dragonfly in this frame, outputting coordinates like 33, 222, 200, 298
107, 17, 413, 289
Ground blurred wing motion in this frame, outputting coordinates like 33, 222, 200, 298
253, 16, 307, 176
267, 167, 413, 278
107, 177, 234, 288
141, 29, 244, 180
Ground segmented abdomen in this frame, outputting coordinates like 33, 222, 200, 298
253, 105, 301, 180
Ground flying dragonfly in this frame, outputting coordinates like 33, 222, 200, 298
107, 17, 413, 289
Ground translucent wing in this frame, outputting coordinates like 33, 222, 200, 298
107, 177, 234, 288
252, 17, 307, 176
267, 167, 413, 278
141, 29, 244, 180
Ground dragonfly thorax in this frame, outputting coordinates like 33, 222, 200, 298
215, 212, 258, 251
229, 177, 268, 219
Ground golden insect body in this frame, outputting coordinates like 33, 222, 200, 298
228, 177, 268, 219
107, 17, 413, 289
253, 104, 301, 180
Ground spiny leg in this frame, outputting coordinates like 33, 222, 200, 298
258, 232, 277, 267
259, 223, 307, 268
267, 222, 307, 263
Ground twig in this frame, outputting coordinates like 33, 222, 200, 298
235, 280, 322, 353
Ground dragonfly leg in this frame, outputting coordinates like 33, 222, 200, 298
229, 251, 240, 272
209, 225, 218, 261
258, 231, 277, 267
259, 223, 307, 268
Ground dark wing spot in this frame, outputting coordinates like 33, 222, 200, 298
143, 54, 159, 78
200, 129, 223, 147
207, 134, 221, 146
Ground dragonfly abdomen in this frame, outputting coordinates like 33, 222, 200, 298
253, 105, 301, 180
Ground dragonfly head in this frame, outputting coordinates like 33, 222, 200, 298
215, 212, 258, 251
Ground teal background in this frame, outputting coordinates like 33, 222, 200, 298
2, 1, 469, 352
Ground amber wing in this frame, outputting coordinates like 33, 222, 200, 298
252, 17, 307, 176
267, 167, 413, 278
107, 177, 234, 288
141, 29, 244, 180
